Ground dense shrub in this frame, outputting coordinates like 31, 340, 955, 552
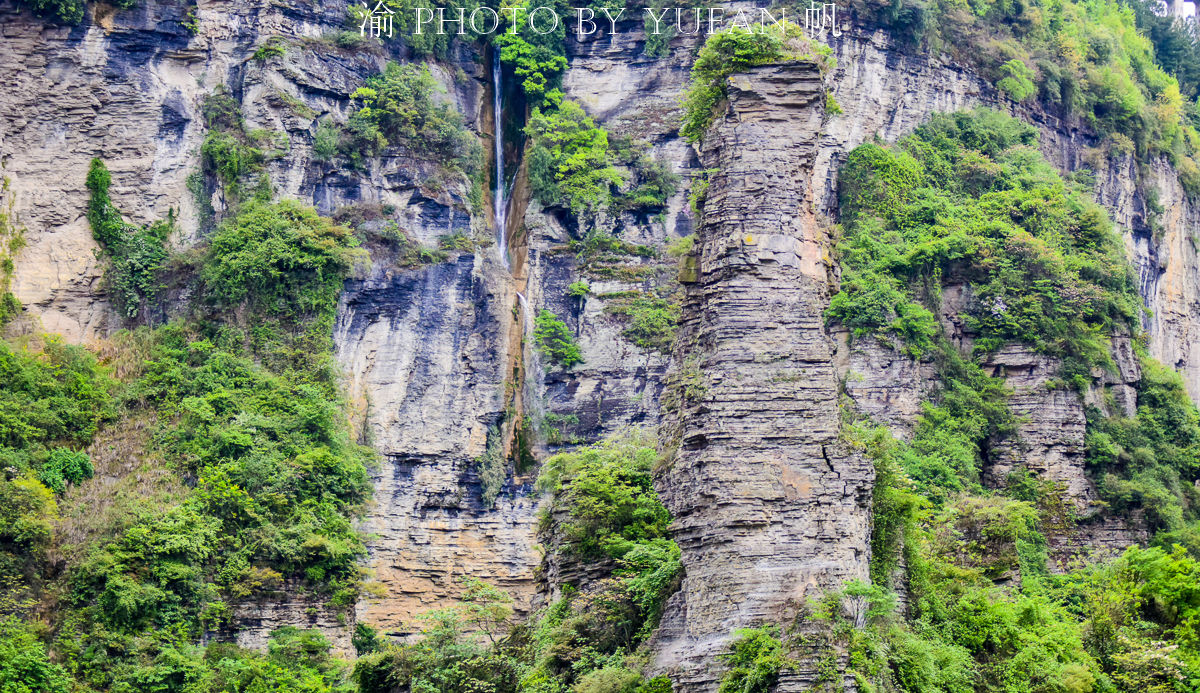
681, 23, 834, 142
28, 197, 374, 687
37, 448, 93, 495
533, 309, 583, 369
526, 102, 624, 214
493, 0, 570, 102
0, 616, 71, 693
603, 292, 680, 354
844, 410, 1200, 692
200, 200, 366, 319
1086, 356, 1200, 535
0, 478, 58, 583
1128, 0, 1200, 101
0, 335, 113, 583
611, 137, 680, 212
0, 337, 115, 455
829, 109, 1139, 368
527, 433, 681, 678
717, 627, 789, 693
198, 88, 271, 205
865, 0, 1200, 185
537, 433, 672, 561
346, 62, 482, 174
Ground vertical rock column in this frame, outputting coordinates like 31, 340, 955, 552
653, 62, 873, 691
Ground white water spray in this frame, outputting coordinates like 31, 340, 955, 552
516, 291, 546, 424
492, 46, 509, 269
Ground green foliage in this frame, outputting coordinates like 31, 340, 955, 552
0, 337, 115, 455
252, 38, 287, 61
681, 23, 833, 143
0, 477, 58, 583
30, 198, 372, 687
1127, 0, 1200, 101
829, 108, 1200, 693
65, 326, 372, 646
534, 309, 583, 369
611, 137, 680, 212
86, 159, 174, 320
493, 0, 570, 103
1086, 356, 1200, 535
37, 448, 93, 495
200, 199, 366, 320
353, 579, 520, 693
573, 666, 643, 693
84, 626, 357, 692
538, 433, 671, 561
537, 433, 681, 644
569, 232, 658, 281
867, 0, 1200, 186
199, 88, 270, 205
603, 292, 680, 354
313, 121, 342, 162
353, 622, 383, 656
346, 62, 482, 174
825, 91, 843, 115
0, 336, 113, 581
996, 59, 1037, 101
526, 101, 625, 215
666, 234, 695, 258
567, 280, 590, 298
0, 615, 71, 693
18, 0, 84, 23
842, 346, 1200, 692
352, 576, 667, 692
829, 110, 1139, 369
717, 626, 789, 693
476, 424, 507, 509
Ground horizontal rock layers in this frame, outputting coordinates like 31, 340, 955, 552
652, 62, 873, 691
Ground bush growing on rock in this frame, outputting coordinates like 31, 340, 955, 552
534, 309, 584, 369
681, 22, 834, 143
346, 62, 482, 175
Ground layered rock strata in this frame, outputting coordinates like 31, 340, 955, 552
335, 252, 543, 638
652, 61, 873, 691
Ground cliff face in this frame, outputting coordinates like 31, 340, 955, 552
4, 0, 1200, 683
651, 61, 873, 690
334, 252, 542, 637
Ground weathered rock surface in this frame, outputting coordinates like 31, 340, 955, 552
651, 61, 872, 691
981, 345, 1096, 508
833, 332, 938, 439
335, 251, 543, 637
4, 0, 1200, 675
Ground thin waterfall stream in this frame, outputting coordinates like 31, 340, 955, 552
495, 50, 545, 438
516, 291, 546, 427
492, 45, 509, 269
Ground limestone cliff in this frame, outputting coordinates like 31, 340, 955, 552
651, 61, 873, 690
4, 0, 1200, 686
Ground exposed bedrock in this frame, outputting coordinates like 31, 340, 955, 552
651, 61, 873, 691
334, 252, 543, 639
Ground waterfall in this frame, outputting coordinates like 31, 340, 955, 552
516, 291, 545, 425
492, 46, 509, 269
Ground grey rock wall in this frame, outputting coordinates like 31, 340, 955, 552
651, 61, 873, 691
3, 0, 1199, 676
